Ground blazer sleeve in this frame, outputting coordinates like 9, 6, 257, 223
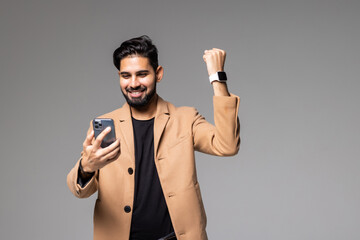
66, 122, 99, 198
193, 93, 240, 156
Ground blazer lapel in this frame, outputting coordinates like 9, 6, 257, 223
117, 103, 135, 163
154, 96, 170, 158
115, 95, 170, 162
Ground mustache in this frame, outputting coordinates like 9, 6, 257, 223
126, 86, 147, 92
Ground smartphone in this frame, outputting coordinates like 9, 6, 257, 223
93, 118, 116, 148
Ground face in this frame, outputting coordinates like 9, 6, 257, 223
118, 56, 163, 108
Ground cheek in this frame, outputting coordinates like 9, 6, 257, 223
119, 79, 127, 89
142, 77, 156, 88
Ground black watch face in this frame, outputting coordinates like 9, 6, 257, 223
218, 72, 227, 80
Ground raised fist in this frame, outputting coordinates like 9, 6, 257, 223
203, 48, 226, 76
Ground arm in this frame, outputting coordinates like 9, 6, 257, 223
203, 48, 230, 97
77, 157, 95, 187
193, 48, 240, 156
193, 95, 240, 156
67, 154, 99, 198
67, 121, 121, 198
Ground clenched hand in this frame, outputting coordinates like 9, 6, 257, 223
203, 48, 226, 76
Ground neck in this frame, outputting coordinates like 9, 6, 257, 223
130, 94, 158, 120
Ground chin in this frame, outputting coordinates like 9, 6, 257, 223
122, 88, 156, 108
126, 96, 148, 108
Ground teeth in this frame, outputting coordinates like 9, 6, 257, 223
130, 91, 142, 96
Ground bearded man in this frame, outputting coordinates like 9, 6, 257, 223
67, 35, 240, 240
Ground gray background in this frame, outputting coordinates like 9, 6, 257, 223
1, 0, 359, 239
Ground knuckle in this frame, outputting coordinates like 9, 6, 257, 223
94, 138, 101, 145
93, 152, 100, 159
99, 155, 106, 162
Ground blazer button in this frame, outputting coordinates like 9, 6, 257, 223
124, 205, 131, 213
128, 168, 134, 175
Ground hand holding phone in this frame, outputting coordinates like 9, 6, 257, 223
93, 119, 116, 148
80, 119, 120, 173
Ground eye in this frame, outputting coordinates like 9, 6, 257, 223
121, 74, 130, 79
137, 73, 147, 77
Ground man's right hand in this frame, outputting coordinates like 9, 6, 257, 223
81, 127, 121, 173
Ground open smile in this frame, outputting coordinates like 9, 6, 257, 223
127, 88, 146, 98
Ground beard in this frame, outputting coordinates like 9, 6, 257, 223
121, 82, 156, 108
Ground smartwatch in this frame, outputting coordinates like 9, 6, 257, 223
209, 71, 227, 83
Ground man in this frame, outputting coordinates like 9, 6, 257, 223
67, 35, 240, 240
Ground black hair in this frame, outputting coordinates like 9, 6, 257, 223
113, 35, 158, 72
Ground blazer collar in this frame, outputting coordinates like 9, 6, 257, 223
117, 94, 169, 120
117, 95, 170, 162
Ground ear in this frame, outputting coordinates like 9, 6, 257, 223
155, 66, 164, 83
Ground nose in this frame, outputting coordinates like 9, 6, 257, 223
129, 76, 140, 89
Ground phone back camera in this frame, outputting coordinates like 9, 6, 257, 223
94, 121, 102, 130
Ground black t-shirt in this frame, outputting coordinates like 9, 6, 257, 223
130, 117, 174, 240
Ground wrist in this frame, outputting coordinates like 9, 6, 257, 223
79, 158, 95, 176
209, 71, 227, 84
212, 81, 230, 96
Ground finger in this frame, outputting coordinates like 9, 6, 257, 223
203, 55, 207, 62
93, 127, 111, 149
203, 51, 212, 58
210, 48, 225, 57
211, 50, 222, 58
98, 138, 120, 156
212, 48, 225, 53
109, 147, 121, 160
101, 146, 120, 163
203, 54, 212, 62
83, 130, 94, 147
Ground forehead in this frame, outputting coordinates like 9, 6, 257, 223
119, 55, 152, 72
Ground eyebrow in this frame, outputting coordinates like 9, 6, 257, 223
119, 70, 150, 75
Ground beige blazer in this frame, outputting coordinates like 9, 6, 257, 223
67, 94, 240, 240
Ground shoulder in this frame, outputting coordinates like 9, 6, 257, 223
166, 100, 198, 119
